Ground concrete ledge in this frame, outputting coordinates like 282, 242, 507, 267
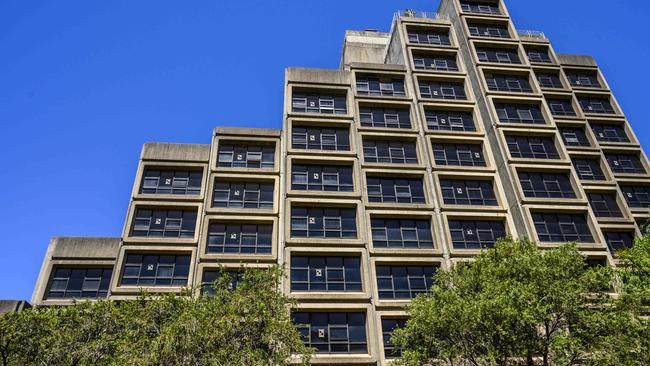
48, 237, 121, 260
214, 126, 281, 138
141, 142, 211, 162
349, 62, 406, 72
557, 54, 597, 67
0, 300, 31, 314
286, 67, 351, 85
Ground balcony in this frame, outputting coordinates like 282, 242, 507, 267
394, 10, 448, 22
517, 29, 548, 42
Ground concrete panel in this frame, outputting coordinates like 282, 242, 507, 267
557, 54, 598, 67
286, 67, 351, 86
49, 237, 121, 259
141, 142, 210, 162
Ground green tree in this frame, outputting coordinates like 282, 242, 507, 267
392, 237, 640, 366
0, 266, 311, 366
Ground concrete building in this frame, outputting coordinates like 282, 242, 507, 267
31, 0, 648, 364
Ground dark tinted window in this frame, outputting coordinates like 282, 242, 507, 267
376, 265, 437, 299
588, 192, 622, 218
217, 144, 274, 169
382, 318, 406, 358
605, 153, 646, 174
546, 99, 577, 116
363, 139, 418, 164
367, 177, 425, 204
460, 1, 500, 15
578, 97, 615, 114
371, 218, 433, 249
506, 135, 560, 159
407, 29, 451, 45
141, 169, 202, 195
590, 124, 629, 143
603, 231, 634, 253
518, 172, 576, 199
121, 254, 190, 286
449, 220, 506, 249
412, 52, 458, 71
292, 127, 350, 151
131, 208, 197, 238
566, 71, 600, 88
485, 73, 531, 93
475, 47, 521, 64
572, 158, 606, 181
536, 72, 563, 89
419, 80, 467, 100
212, 180, 274, 209
526, 47, 552, 63
291, 207, 357, 238
432, 143, 486, 167
621, 185, 650, 208
291, 256, 362, 292
425, 109, 475, 132
468, 23, 510, 38
293, 312, 367, 353
559, 127, 590, 147
440, 179, 497, 205
292, 164, 353, 192
47, 268, 112, 299
202, 270, 243, 295
207, 223, 273, 254
533, 213, 594, 243
292, 93, 347, 114
356, 75, 406, 97
495, 103, 545, 124
359, 106, 411, 129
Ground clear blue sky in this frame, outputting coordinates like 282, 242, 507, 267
1, 0, 649, 300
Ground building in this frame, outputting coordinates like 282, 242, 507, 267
31, 0, 648, 364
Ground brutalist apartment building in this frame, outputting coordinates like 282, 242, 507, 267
30, 0, 650, 364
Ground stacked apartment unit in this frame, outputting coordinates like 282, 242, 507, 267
31, 0, 649, 364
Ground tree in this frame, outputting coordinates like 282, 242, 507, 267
0, 266, 311, 366
392, 237, 641, 366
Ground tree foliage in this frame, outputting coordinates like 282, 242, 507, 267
0, 266, 311, 366
392, 237, 647, 366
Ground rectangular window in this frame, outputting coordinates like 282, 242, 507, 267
212, 180, 274, 209
217, 144, 275, 168
121, 254, 190, 286
566, 71, 600, 88
603, 231, 634, 253
376, 265, 437, 299
359, 106, 411, 129
605, 153, 646, 174
467, 23, 510, 38
355, 74, 406, 97
407, 29, 451, 45
590, 123, 629, 143
291, 164, 353, 192
559, 127, 590, 147
518, 172, 575, 199
449, 220, 505, 249
292, 126, 350, 151
140, 169, 202, 195
47, 268, 112, 299
440, 179, 497, 206
291, 207, 357, 238
485, 74, 531, 93
494, 103, 545, 124
131, 208, 197, 238
292, 93, 347, 114
506, 135, 560, 159
382, 318, 406, 358
207, 223, 273, 254
526, 48, 552, 63
292, 312, 367, 354
432, 142, 486, 167
290, 256, 362, 292
546, 99, 577, 116
419, 80, 466, 100
367, 177, 425, 204
371, 218, 434, 249
202, 270, 244, 294
578, 97, 615, 114
533, 212, 594, 243
424, 109, 475, 132
621, 185, 650, 208
572, 158, 606, 181
460, 1, 500, 14
412, 52, 458, 71
535, 72, 563, 88
475, 47, 520, 64
588, 193, 623, 218
363, 139, 418, 164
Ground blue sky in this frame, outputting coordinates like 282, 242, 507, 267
1, 0, 649, 300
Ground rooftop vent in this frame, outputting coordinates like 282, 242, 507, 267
364, 28, 378, 32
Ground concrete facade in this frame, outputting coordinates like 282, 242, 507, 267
31, 0, 648, 364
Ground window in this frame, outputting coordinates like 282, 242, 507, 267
449, 220, 505, 249
212, 181, 274, 209
217, 144, 275, 168
432, 142, 486, 167
371, 218, 434, 249
605, 153, 646, 174
363, 139, 418, 164
603, 231, 634, 253
532, 213, 594, 243
620, 185, 650, 208
518, 172, 576, 199
131, 208, 197, 238
485, 74, 531, 93
494, 103, 545, 124
291, 256, 362, 292
425, 110, 476, 132
475, 47, 521, 64
578, 97, 615, 114
376, 265, 437, 299
535, 72, 563, 89
506, 135, 560, 159
468, 23, 510, 38
566, 71, 600, 88
291, 164, 353, 192
355, 75, 406, 97
293, 312, 367, 353
382, 319, 406, 358
572, 158, 606, 181
440, 179, 497, 205
546, 99, 577, 116
202, 270, 244, 294
47, 268, 112, 299
359, 106, 411, 129
590, 123, 629, 143
559, 127, 590, 147
292, 126, 350, 151
526, 48, 552, 63
292, 93, 347, 114
291, 207, 357, 238
419, 80, 467, 100
588, 192, 623, 218
367, 177, 425, 204
460, 1, 500, 14
207, 223, 273, 254
121, 254, 190, 286
407, 29, 451, 45
412, 52, 459, 71
141, 169, 202, 195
